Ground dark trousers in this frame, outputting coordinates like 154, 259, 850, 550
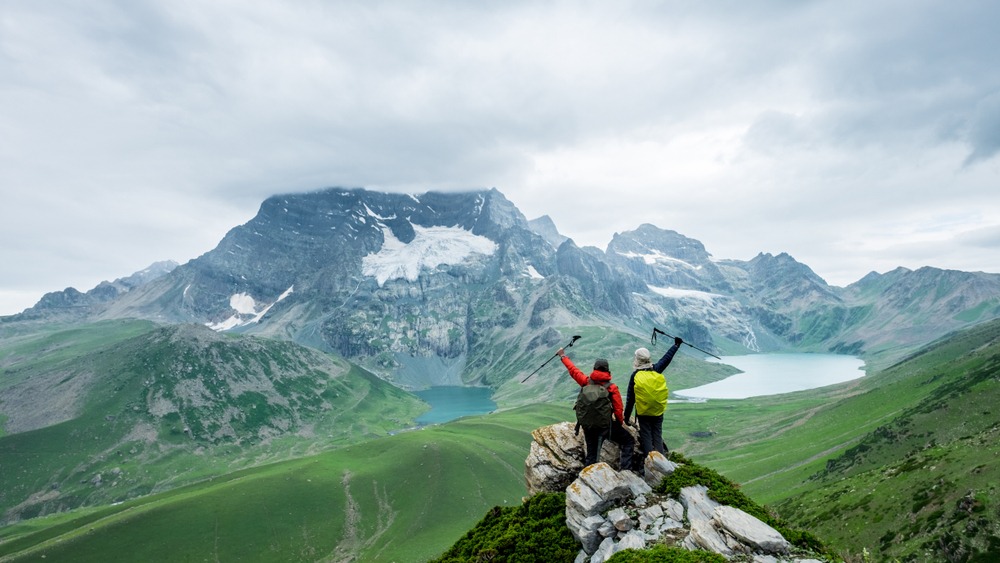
637, 414, 667, 463
583, 421, 635, 470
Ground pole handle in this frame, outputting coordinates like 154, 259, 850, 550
520, 335, 582, 383
651, 326, 721, 360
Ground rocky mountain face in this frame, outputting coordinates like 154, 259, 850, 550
14, 187, 1000, 387
16, 260, 178, 318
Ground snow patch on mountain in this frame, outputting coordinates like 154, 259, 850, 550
362, 224, 498, 286
230, 293, 257, 315
648, 285, 722, 301
620, 250, 702, 270
364, 204, 395, 221
208, 286, 295, 331
526, 265, 545, 279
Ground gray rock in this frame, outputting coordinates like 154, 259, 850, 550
566, 480, 606, 518
524, 422, 587, 494
681, 533, 699, 551
590, 537, 616, 563
640, 504, 663, 521
608, 507, 633, 531
620, 468, 653, 496
576, 463, 633, 510
643, 450, 679, 486
639, 504, 663, 530
538, 429, 807, 561
687, 518, 735, 556
659, 518, 684, 532
680, 485, 721, 526
616, 529, 647, 552
713, 505, 791, 555
567, 514, 607, 554
574, 549, 588, 563
526, 423, 645, 496
661, 498, 685, 522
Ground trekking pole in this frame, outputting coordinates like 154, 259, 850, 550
520, 335, 582, 383
651, 327, 722, 360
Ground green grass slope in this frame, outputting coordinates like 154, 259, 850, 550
0, 322, 426, 523
0, 404, 567, 563
656, 319, 1000, 561
772, 320, 1000, 561
6, 317, 998, 562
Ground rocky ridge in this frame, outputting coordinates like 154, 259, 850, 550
525, 422, 826, 562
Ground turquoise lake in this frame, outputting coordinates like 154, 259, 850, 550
411, 354, 865, 420
414, 386, 497, 425
674, 353, 866, 400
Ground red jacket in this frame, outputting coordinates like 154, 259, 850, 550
561, 356, 625, 424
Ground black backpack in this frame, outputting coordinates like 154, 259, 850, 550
574, 379, 613, 430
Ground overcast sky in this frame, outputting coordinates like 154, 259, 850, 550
3, 1, 999, 316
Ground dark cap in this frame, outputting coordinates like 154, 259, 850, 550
593, 358, 610, 373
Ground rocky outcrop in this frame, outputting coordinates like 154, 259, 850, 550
524, 421, 639, 495
523, 423, 822, 563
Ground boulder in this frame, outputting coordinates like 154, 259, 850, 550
576, 463, 633, 508
566, 482, 608, 528
607, 507, 633, 531
566, 513, 607, 554
684, 518, 734, 556
679, 484, 721, 526
714, 505, 791, 555
524, 422, 639, 494
620, 469, 653, 496
661, 498, 685, 522
566, 463, 635, 554
643, 450, 679, 487
616, 529, 647, 552
589, 537, 617, 563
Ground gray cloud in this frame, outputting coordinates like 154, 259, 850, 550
2, 0, 1000, 313
964, 91, 1000, 166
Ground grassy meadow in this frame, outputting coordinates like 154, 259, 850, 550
0, 404, 567, 562
3, 319, 999, 561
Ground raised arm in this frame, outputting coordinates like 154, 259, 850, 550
653, 338, 683, 373
558, 349, 589, 386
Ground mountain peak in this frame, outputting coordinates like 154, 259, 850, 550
528, 215, 570, 249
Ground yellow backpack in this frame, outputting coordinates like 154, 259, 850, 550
634, 370, 668, 416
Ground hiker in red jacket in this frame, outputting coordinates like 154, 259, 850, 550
558, 348, 636, 469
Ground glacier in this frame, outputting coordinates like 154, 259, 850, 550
362, 224, 498, 286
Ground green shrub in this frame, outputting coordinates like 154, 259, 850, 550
655, 461, 770, 523
658, 452, 830, 555
607, 545, 727, 562
431, 492, 580, 563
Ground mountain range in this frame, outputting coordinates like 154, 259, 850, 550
12, 187, 1000, 388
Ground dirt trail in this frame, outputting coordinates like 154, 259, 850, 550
365, 481, 398, 560
324, 471, 361, 562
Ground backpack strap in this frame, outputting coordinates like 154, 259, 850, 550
587, 377, 610, 388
